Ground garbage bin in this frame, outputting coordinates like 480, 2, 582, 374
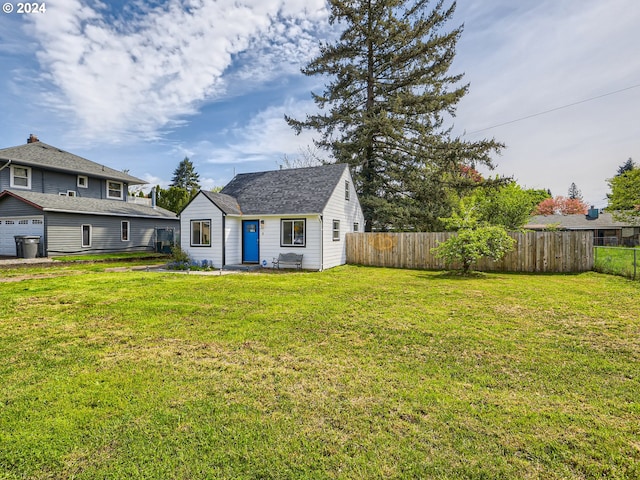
23, 236, 40, 259
14, 235, 40, 259
14, 236, 24, 258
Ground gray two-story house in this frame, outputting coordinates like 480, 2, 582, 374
0, 134, 178, 257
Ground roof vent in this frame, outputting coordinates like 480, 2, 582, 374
586, 206, 599, 220
27, 133, 39, 144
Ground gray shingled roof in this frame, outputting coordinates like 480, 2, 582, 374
200, 191, 242, 215
0, 141, 146, 185
1, 189, 178, 220
525, 212, 632, 230
220, 163, 349, 215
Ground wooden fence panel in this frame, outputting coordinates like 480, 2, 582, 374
346, 231, 594, 273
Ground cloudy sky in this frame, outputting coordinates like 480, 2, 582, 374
1, 0, 638, 207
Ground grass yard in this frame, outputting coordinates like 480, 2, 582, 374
594, 246, 639, 280
0, 265, 639, 479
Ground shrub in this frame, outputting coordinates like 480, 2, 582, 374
432, 225, 515, 274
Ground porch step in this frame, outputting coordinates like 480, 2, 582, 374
222, 264, 262, 272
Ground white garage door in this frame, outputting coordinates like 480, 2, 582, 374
0, 216, 45, 256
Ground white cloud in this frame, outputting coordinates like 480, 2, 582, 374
24, 0, 329, 142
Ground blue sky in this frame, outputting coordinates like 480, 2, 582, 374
1, 0, 638, 208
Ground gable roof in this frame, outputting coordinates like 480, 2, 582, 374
0, 189, 178, 220
220, 163, 349, 215
525, 212, 634, 230
199, 191, 242, 215
0, 141, 145, 185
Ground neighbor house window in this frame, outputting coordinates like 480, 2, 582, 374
191, 220, 211, 246
107, 181, 123, 199
353, 222, 359, 232
345, 180, 350, 201
82, 225, 92, 247
10, 166, 31, 189
67, 190, 76, 197
281, 219, 306, 247
121, 221, 130, 242
77, 175, 88, 188
332, 220, 340, 241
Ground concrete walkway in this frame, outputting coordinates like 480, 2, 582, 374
0, 257, 56, 267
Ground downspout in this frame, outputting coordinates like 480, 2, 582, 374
0, 159, 11, 174
222, 215, 226, 267
319, 215, 324, 271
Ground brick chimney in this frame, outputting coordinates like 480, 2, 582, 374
27, 133, 39, 144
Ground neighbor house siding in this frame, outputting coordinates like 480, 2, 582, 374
0, 195, 42, 216
321, 169, 365, 269
1, 166, 125, 200
179, 194, 224, 266
46, 212, 171, 255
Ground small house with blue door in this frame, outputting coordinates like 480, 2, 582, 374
179, 163, 364, 270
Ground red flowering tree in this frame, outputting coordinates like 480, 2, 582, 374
533, 196, 588, 215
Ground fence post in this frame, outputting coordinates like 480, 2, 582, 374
634, 249, 637, 280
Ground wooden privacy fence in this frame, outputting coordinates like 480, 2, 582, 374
346, 231, 594, 273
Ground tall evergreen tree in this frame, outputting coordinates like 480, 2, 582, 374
286, 0, 503, 231
616, 157, 635, 177
170, 157, 201, 192
567, 182, 582, 200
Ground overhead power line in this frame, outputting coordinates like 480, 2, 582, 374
465, 82, 640, 135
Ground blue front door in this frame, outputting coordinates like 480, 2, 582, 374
242, 220, 259, 263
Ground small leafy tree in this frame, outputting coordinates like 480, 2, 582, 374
155, 185, 193, 214
432, 199, 515, 274
470, 182, 550, 230
607, 167, 640, 224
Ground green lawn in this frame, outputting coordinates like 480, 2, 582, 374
594, 246, 639, 280
1, 266, 639, 479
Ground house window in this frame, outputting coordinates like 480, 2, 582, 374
332, 220, 340, 241
82, 225, 92, 247
281, 219, 306, 247
107, 181, 123, 199
67, 190, 76, 197
353, 222, 359, 232
191, 220, 211, 246
10, 166, 31, 189
121, 221, 130, 242
77, 175, 88, 188
345, 180, 350, 201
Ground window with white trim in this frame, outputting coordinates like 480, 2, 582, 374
332, 220, 340, 241
191, 220, 211, 246
10, 166, 31, 189
77, 175, 88, 188
107, 181, 124, 199
121, 221, 130, 242
345, 180, 350, 200
281, 219, 306, 247
82, 225, 92, 247
353, 222, 359, 232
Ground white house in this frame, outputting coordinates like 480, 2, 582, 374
179, 163, 365, 270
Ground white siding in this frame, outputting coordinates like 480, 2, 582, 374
256, 215, 322, 270
180, 193, 223, 267
225, 216, 242, 265
321, 169, 365, 269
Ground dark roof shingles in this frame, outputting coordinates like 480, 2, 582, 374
220, 163, 348, 215
0, 141, 145, 184
2, 189, 177, 219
